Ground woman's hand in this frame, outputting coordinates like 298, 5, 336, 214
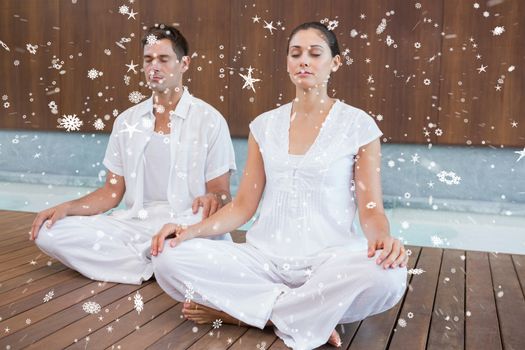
367, 234, 408, 269
150, 223, 195, 256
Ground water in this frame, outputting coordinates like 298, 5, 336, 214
1, 181, 524, 255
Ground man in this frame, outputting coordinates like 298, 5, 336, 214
30, 24, 236, 284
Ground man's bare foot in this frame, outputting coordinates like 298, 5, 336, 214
328, 329, 342, 347
182, 301, 248, 326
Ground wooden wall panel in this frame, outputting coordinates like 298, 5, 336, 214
138, 0, 231, 120
438, 0, 525, 147
228, 0, 331, 136
0, 0, 523, 146
58, 0, 141, 133
330, 0, 443, 144
0, 0, 60, 130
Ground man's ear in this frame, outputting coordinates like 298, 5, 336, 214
181, 56, 191, 73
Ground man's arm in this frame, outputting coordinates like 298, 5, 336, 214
191, 172, 231, 219
30, 171, 125, 239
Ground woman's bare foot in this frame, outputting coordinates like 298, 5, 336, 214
182, 301, 248, 326
328, 329, 342, 347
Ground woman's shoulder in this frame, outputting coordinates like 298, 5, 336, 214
250, 102, 291, 127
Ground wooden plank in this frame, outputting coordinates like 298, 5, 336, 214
315, 322, 360, 350
0, 262, 67, 293
0, 240, 34, 256
148, 320, 212, 350
30, 282, 163, 349
388, 247, 443, 350
187, 324, 248, 350
512, 254, 525, 298
489, 252, 525, 350
0, 268, 79, 307
229, 327, 279, 350
0, 251, 51, 273
426, 249, 466, 350
0, 245, 40, 263
465, 251, 502, 350
0, 282, 137, 348
0, 273, 90, 321
346, 247, 421, 350
110, 303, 185, 350
0, 256, 59, 282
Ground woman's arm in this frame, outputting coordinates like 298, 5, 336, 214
151, 133, 266, 255
354, 138, 408, 269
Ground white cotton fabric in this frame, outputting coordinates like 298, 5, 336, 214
144, 132, 171, 203
153, 100, 408, 349
36, 88, 236, 284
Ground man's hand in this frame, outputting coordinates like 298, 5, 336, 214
150, 223, 195, 256
191, 193, 223, 219
367, 234, 408, 269
30, 203, 71, 240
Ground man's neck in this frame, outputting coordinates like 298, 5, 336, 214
152, 86, 184, 114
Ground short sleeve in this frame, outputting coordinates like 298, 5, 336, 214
356, 112, 383, 148
103, 120, 124, 176
205, 115, 237, 182
248, 114, 265, 146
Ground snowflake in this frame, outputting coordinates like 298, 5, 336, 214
256, 341, 267, 350
43, 290, 54, 303
113, 109, 119, 116
59, 114, 83, 132
123, 75, 131, 86
184, 281, 195, 302
82, 301, 101, 314
407, 312, 414, 318
366, 201, 377, 209
376, 18, 387, 35
350, 29, 359, 38
434, 128, 443, 136
327, 20, 339, 31
423, 78, 431, 85
118, 5, 129, 14
431, 235, 444, 246
146, 34, 158, 45
1, 94, 7, 101
93, 118, 105, 130
407, 268, 425, 275
414, 42, 421, 49
26, 318, 31, 325
212, 319, 223, 329
492, 26, 505, 36
398, 318, 407, 327
26, 43, 38, 54
3, 101, 9, 109
437, 170, 461, 185
134, 291, 144, 314
129, 91, 145, 104
415, 2, 422, 9
87, 68, 100, 80
48, 101, 57, 109
137, 209, 148, 220
385, 35, 395, 47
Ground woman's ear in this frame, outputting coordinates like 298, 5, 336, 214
331, 54, 342, 72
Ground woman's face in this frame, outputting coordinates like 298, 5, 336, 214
287, 28, 340, 90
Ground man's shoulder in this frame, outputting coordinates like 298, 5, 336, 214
189, 95, 226, 122
114, 97, 151, 124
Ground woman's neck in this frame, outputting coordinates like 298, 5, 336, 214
293, 86, 333, 115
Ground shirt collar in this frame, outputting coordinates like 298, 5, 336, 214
140, 87, 193, 120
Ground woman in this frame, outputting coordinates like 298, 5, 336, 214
151, 22, 408, 349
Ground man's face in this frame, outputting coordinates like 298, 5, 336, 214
143, 38, 188, 92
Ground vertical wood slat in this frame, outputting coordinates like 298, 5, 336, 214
388, 247, 443, 350
426, 249, 465, 350
346, 246, 421, 350
511, 254, 525, 299
465, 251, 502, 350
489, 252, 525, 350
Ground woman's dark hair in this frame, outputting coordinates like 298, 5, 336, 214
287, 22, 340, 57
141, 24, 189, 59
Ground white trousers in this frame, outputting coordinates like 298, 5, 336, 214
152, 238, 407, 350
35, 207, 230, 285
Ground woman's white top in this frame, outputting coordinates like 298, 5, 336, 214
247, 100, 383, 260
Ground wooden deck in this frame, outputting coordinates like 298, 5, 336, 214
0, 209, 524, 349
